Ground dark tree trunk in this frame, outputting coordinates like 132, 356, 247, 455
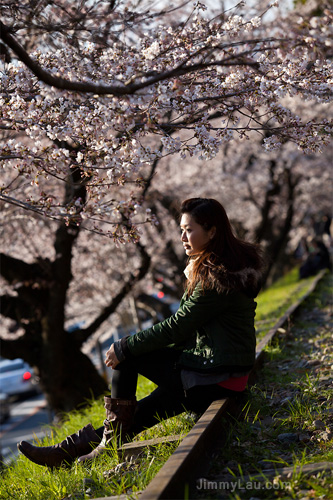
245, 156, 300, 287
253, 160, 281, 243
253, 164, 298, 286
263, 168, 299, 285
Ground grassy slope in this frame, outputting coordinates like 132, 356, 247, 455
255, 267, 321, 340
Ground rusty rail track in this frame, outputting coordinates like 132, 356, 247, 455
94, 269, 327, 500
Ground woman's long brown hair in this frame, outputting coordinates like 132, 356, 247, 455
180, 198, 264, 294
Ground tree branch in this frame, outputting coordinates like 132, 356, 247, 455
1, 20, 284, 96
0, 336, 39, 363
0, 252, 51, 283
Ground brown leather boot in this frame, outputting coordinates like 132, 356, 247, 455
17, 423, 100, 468
78, 396, 136, 463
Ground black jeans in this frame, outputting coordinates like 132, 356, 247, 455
98, 348, 240, 437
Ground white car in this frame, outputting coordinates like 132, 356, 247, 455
0, 358, 39, 398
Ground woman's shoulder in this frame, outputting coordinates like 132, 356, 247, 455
205, 263, 263, 298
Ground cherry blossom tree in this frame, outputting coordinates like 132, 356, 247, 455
0, 0, 331, 413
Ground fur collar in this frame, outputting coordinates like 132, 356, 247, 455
203, 264, 263, 298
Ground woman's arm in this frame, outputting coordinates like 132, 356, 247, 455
124, 286, 227, 357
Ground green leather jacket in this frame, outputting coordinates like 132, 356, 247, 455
126, 275, 259, 373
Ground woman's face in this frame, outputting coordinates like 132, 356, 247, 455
180, 213, 215, 256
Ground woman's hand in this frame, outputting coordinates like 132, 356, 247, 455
105, 343, 120, 369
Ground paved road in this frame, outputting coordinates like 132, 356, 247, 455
0, 393, 52, 465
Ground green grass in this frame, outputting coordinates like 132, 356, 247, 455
0, 268, 329, 499
0, 376, 195, 500
255, 267, 324, 340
